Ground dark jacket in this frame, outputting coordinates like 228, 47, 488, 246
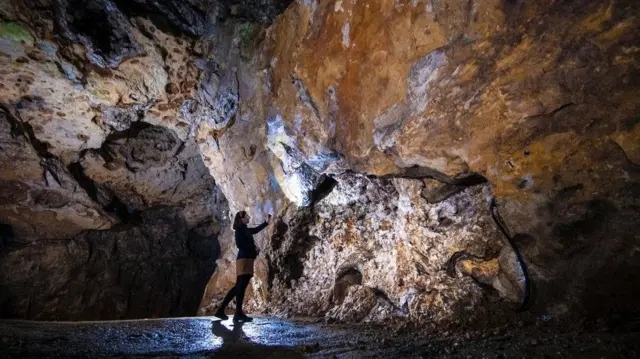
235, 222, 268, 259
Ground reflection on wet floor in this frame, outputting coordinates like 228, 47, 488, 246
0, 317, 333, 358
2, 316, 640, 358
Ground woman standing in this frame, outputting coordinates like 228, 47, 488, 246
214, 211, 271, 322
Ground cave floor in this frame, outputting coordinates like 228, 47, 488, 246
1, 316, 639, 358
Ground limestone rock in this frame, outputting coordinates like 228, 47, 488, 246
2, 0, 640, 330
326, 285, 401, 323
0, 111, 115, 241
80, 124, 227, 228
262, 173, 505, 326
0, 207, 221, 320
0, 0, 233, 321
224, 0, 640, 325
53, 0, 145, 68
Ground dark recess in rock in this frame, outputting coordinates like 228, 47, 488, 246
112, 0, 209, 37
0, 206, 221, 320
267, 207, 319, 289
422, 183, 470, 204
222, 0, 295, 24
0, 223, 15, 251
53, 0, 145, 68
377, 166, 488, 203
333, 267, 362, 305
309, 175, 338, 206
386, 166, 488, 186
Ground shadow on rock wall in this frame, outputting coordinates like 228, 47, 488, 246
0, 207, 221, 320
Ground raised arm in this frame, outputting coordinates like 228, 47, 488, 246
247, 222, 268, 234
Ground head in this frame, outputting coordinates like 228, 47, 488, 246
232, 211, 250, 230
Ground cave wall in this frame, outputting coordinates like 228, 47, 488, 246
0, 207, 220, 320
196, 0, 640, 326
0, 0, 232, 320
1, 0, 639, 326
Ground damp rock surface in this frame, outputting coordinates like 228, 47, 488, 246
0, 316, 639, 359
1, 0, 639, 332
0, 207, 222, 320
199, 0, 640, 329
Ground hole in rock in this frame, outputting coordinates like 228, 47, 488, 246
518, 178, 531, 190
451, 172, 488, 186
333, 267, 362, 305
309, 175, 338, 205
67, 1, 115, 57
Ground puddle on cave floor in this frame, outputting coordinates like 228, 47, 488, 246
1, 316, 640, 358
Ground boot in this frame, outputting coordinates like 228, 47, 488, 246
214, 308, 229, 320
233, 312, 253, 322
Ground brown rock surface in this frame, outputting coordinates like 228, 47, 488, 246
0, 0, 231, 320
0, 110, 115, 241
1, 0, 639, 330
198, 0, 640, 326
0, 206, 221, 320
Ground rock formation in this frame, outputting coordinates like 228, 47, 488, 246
0, 0, 230, 319
199, 0, 640, 327
0, 206, 221, 320
1, 0, 639, 328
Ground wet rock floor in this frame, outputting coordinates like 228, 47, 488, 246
1, 316, 639, 358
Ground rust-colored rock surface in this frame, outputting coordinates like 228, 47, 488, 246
1, 0, 639, 328
199, 0, 640, 325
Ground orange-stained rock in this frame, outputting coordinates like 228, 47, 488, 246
1, 0, 640, 327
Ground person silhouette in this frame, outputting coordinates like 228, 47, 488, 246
214, 211, 271, 322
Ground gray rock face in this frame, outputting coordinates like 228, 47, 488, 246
0, 207, 221, 320
2, 0, 640, 331
81, 123, 228, 229
0, 110, 115, 241
264, 173, 508, 327
54, 0, 146, 68
222, 0, 294, 24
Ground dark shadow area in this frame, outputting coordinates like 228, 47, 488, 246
0, 207, 221, 320
529, 195, 640, 320
267, 208, 319, 289
0, 223, 15, 251
332, 267, 362, 305
221, 0, 296, 24
309, 175, 338, 206
112, 0, 208, 37
53, 0, 145, 68
379, 165, 489, 203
